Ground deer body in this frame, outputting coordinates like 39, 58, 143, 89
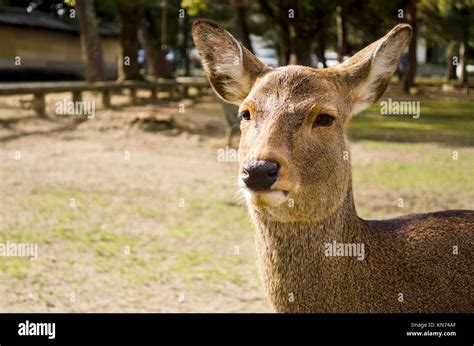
192, 20, 474, 312
253, 189, 473, 312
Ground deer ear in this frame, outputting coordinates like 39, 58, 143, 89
337, 24, 412, 115
192, 19, 269, 105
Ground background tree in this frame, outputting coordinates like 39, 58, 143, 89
258, 0, 292, 65
258, 0, 336, 66
138, 3, 172, 78
117, 0, 143, 81
6, 0, 471, 85
445, 42, 460, 80
403, 0, 417, 93
336, 2, 347, 62
179, 7, 191, 76
138, 12, 161, 77
75, 0, 104, 82
233, 0, 254, 53
420, 0, 474, 86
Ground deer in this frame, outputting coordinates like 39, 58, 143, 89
192, 19, 474, 313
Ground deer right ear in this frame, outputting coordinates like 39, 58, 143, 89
192, 19, 269, 105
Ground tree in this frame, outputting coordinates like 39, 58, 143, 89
75, 0, 105, 82
420, 0, 474, 86
182, 0, 250, 68
258, 0, 292, 65
403, 0, 417, 93
446, 42, 459, 80
336, 3, 347, 62
138, 12, 161, 77
117, 0, 143, 81
233, 0, 254, 53
157, 0, 173, 78
137, 3, 172, 79
258, 0, 336, 66
179, 7, 191, 76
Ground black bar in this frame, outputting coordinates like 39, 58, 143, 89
0, 313, 472, 345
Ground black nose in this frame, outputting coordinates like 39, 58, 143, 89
242, 160, 280, 190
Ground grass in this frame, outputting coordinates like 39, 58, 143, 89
349, 99, 474, 219
352, 141, 473, 194
163, 195, 254, 286
350, 99, 474, 145
2, 183, 255, 289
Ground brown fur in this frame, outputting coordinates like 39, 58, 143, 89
192, 19, 474, 312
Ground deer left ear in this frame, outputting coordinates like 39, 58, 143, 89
192, 19, 269, 105
337, 24, 412, 115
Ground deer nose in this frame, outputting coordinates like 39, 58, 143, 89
242, 160, 280, 190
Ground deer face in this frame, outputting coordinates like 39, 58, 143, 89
237, 66, 353, 222
192, 19, 411, 222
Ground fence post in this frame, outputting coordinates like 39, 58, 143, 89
32, 92, 46, 117
72, 90, 82, 103
130, 87, 138, 104
169, 85, 175, 100
150, 85, 157, 102
102, 89, 111, 108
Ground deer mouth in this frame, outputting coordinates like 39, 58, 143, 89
243, 189, 289, 208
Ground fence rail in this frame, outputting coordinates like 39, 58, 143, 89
0, 77, 209, 116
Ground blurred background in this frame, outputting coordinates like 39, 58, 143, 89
0, 0, 472, 312
1, 0, 473, 84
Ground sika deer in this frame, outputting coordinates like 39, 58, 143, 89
192, 19, 474, 312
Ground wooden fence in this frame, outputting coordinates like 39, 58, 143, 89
0, 77, 209, 116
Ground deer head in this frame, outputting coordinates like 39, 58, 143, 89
192, 19, 412, 223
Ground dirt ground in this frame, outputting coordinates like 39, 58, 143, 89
0, 91, 472, 312
0, 92, 269, 312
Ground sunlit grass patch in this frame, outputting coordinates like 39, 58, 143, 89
353, 142, 473, 194
351, 99, 474, 145
0, 228, 42, 278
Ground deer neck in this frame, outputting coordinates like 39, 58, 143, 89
251, 182, 367, 312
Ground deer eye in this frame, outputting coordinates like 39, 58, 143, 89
313, 114, 334, 127
239, 110, 251, 121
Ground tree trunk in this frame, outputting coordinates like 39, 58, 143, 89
75, 0, 104, 82
460, 33, 469, 87
157, 0, 172, 78
446, 42, 458, 81
315, 36, 327, 68
403, 0, 417, 93
293, 36, 312, 66
181, 9, 191, 76
336, 4, 347, 63
291, 0, 310, 66
155, 50, 172, 78
138, 15, 160, 77
233, 0, 254, 53
117, 1, 143, 81
279, 25, 291, 65
258, 0, 289, 66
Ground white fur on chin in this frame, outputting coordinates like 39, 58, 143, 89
244, 189, 289, 208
